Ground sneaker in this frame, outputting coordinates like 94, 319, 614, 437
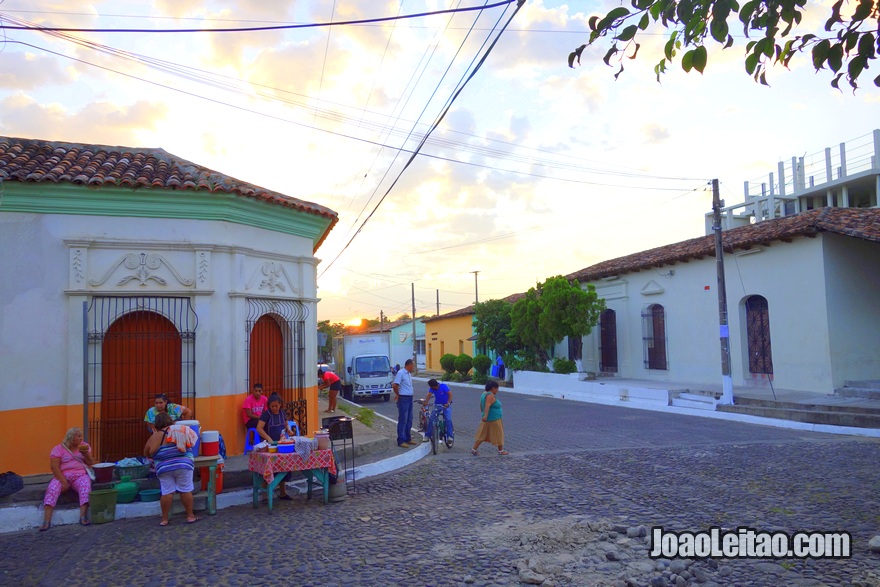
421, 437, 430, 443
398, 443, 409, 448
406, 441, 419, 447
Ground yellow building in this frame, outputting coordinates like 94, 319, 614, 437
423, 307, 476, 372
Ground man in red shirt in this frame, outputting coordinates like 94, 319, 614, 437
318, 368, 342, 413
241, 383, 268, 430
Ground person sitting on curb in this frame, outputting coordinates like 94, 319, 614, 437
242, 383, 268, 431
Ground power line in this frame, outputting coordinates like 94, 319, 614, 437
0, 1, 518, 33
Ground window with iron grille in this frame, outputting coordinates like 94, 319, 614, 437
641, 304, 668, 370
245, 298, 308, 433
745, 295, 773, 374
568, 334, 582, 361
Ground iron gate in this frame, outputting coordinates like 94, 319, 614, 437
599, 309, 618, 373
85, 296, 197, 462
745, 295, 773, 374
245, 298, 308, 434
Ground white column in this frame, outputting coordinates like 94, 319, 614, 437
825, 147, 833, 183
778, 162, 786, 196
839, 142, 847, 178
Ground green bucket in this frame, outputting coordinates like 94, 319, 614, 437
89, 488, 118, 524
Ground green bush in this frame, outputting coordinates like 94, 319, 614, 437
450, 372, 463, 382
552, 357, 577, 374
472, 353, 492, 376
472, 372, 488, 385
507, 352, 549, 373
454, 353, 473, 376
440, 353, 457, 375
441, 371, 453, 381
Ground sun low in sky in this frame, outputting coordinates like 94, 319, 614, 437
0, 0, 876, 325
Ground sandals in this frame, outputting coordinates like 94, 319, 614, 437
497, 450, 509, 456
79, 517, 91, 526
39, 521, 51, 532
471, 449, 479, 456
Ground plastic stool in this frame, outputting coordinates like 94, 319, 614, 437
245, 428, 259, 453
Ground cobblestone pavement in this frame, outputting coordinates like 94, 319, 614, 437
2, 389, 879, 587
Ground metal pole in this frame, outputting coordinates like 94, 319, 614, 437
82, 301, 89, 442
436, 289, 439, 316
411, 283, 417, 373
471, 270, 480, 303
712, 179, 734, 406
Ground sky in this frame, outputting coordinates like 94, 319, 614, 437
1, 0, 877, 325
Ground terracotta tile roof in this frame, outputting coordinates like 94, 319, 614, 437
566, 207, 880, 283
422, 291, 526, 323
0, 136, 338, 247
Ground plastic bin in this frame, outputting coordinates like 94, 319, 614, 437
89, 488, 118, 524
200, 467, 223, 494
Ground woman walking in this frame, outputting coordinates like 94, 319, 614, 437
472, 381, 508, 456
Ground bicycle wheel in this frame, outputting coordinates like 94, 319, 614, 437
431, 416, 439, 455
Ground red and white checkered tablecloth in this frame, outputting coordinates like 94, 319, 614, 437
248, 449, 337, 484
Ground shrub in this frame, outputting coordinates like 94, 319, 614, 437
472, 372, 488, 385
507, 352, 549, 373
440, 353, 457, 375
472, 353, 492, 376
454, 353, 473, 376
552, 357, 577, 374
450, 372, 463, 382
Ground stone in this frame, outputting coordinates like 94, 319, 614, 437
692, 567, 710, 582
718, 565, 732, 577
520, 569, 546, 585
627, 526, 641, 538
650, 577, 669, 587
669, 560, 687, 574
868, 536, 880, 552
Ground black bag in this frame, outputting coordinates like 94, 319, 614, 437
0, 471, 24, 497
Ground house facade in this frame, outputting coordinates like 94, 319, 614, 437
0, 137, 337, 475
422, 309, 476, 372
563, 208, 880, 394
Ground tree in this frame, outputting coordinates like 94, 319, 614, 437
473, 299, 517, 357
317, 320, 346, 361
509, 276, 606, 364
570, 0, 880, 89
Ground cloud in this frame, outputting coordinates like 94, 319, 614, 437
642, 123, 670, 144
0, 52, 73, 90
0, 93, 169, 144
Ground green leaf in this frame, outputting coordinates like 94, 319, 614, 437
858, 32, 876, 59
739, 0, 756, 26
639, 12, 650, 30
692, 45, 708, 73
603, 45, 619, 66
633, 0, 653, 10
614, 64, 625, 80
812, 39, 831, 70
873, 73, 880, 87
710, 18, 729, 43
828, 44, 843, 72
664, 31, 678, 59
568, 45, 586, 68
589, 15, 599, 31
848, 56, 865, 82
682, 49, 694, 72
852, 0, 873, 21
616, 25, 639, 42
601, 6, 631, 28
831, 72, 843, 89
745, 51, 760, 74
824, 0, 843, 31
724, 34, 734, 49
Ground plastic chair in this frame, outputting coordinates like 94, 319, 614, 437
288, 420, 300, 436
244, 428, 260, 453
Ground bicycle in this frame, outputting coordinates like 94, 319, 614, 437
417, 399, 453, 455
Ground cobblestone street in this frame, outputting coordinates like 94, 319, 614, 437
3, 392, 879, 586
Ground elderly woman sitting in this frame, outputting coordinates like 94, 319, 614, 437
41, 427, 94, 531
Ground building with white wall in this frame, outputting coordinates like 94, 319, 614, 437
564, 208, 880, 395
0, 137, 337, 475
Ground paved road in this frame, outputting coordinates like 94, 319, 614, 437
3, 384, 879, 587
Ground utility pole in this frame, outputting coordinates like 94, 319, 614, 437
436, 289, 439, 316
712, 179, 734, 406
470, 270, 480, 304
411, 283, 417, 373
379, 310, 384, 332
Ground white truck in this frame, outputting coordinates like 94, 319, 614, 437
332, 334, 394, 402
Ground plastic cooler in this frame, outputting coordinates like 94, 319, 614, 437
201, 430, 220, 456
177, 420, 200, 455
200, 466, 223, 494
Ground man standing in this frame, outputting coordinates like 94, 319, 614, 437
393, 359, 417, 448
496, 355, 505, 380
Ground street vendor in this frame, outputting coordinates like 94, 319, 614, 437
318, 368, 342, 413
255, 394, 294, 500
144, 393, 192, 434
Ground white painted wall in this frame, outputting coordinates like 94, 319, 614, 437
0, 211, 320, 412
573, 234, 877, 394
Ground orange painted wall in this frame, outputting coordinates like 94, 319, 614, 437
2, 386, 320, 477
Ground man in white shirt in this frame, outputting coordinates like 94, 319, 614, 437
393, 359, 417, 447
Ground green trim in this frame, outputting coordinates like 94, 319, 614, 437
0, 183, 333, 246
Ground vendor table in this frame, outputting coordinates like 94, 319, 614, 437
193, 455, 219, 516
248, 449, 337, 512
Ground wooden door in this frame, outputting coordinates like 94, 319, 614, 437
250, 314, 284, 396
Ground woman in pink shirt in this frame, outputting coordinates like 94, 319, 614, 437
41, 427, 94, 530
242, 383, 268, 430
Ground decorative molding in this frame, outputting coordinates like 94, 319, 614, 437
62, 238, 316, 265
246, 261, 300, 295
89, 252, 195, 287
640, 280, 665, 296
72, 249, 84, 284
197, 251, 210, 286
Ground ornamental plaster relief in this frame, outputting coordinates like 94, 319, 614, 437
245, 260, 300, 296
88, 251, 195, 289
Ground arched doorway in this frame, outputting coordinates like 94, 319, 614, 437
101, 311, 181, 462
644, 304, 667, 370
249, 314, 284, 396
599, 309, 618, 373
745, 295, 773, 375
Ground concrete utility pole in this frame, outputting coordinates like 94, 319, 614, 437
436, 289, 439, 316
379, 310, 384, 332
712, 179, 734, 406
471, 270, 480, 303
411, 282, 417, 373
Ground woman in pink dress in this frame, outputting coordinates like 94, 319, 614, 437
41, 427, 94, 530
